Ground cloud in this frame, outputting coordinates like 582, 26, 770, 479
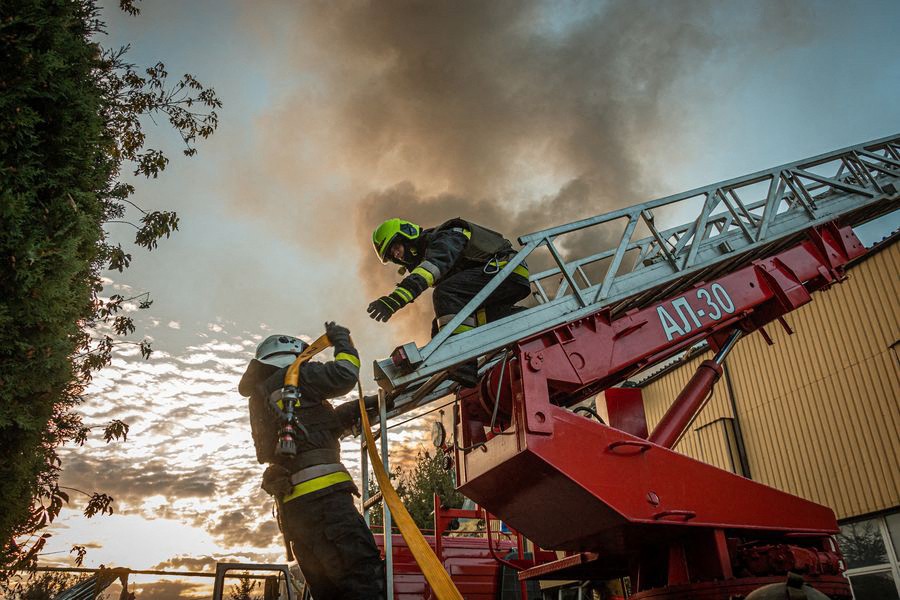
130, 580, 210, 600
61, 455, 218, 507
207, 509, 282, 548
54, 315, 436, 569
151, 554, 218, 572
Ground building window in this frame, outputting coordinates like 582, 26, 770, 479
836, 510, 900, 599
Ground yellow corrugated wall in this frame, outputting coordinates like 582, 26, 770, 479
640, 241, 900, 519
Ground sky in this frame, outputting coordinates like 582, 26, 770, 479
33, 1, 900, 597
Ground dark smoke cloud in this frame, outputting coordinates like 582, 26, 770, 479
235, 1, 811, 344
305, 1, 700, 195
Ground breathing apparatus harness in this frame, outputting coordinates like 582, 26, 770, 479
268, 333, 333, 457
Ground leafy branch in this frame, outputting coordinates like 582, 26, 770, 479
0, 0, 220, 575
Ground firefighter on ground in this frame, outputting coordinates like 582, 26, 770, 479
238, 322, 384, 599
368, 217, 531, 385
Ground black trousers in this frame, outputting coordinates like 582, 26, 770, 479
432, 266, 531, 334
281, 490, 384, 599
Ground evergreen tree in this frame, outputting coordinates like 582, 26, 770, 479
0, 0, 220, 571
228, 574, 260, 600
367, 448, 465, 531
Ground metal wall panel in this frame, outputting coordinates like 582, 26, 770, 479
640, 241, 900, 519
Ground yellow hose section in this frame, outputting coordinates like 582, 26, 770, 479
356, 382, 463, 600
284, 333, 333, 387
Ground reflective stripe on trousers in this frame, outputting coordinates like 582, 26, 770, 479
436, 307, 488, 334
283, 469, 352, 503
487, 259, 529, 279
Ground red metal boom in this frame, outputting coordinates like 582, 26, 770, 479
452, 224, 865, 598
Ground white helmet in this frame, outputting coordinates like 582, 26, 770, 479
238, 334, 308, 396
254, 334, 309, 368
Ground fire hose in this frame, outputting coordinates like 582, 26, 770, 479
356, 379, 463, 600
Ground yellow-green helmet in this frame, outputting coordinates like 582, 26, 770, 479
372, 218, 421, 263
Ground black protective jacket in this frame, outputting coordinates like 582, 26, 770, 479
397, 217, 516, 301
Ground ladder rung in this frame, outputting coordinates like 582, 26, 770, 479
363, 491, 383, 511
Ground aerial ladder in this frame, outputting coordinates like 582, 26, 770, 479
373, 134, 900, 599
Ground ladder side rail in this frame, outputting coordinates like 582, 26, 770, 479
857, 148, 900, 168
525, 136, 897, 272
528, 194, 761, 289
599, 188, 891, 301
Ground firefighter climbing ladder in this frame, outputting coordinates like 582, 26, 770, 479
374, 133, 900, 417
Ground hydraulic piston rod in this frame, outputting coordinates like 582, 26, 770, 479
648, 330, 743, 449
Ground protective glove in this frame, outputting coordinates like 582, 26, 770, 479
324, 321, 351, 345
367, 289, 410, 322
363, 393, 394, 411
261, 464, 293, 498
363, 394, 380, 411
